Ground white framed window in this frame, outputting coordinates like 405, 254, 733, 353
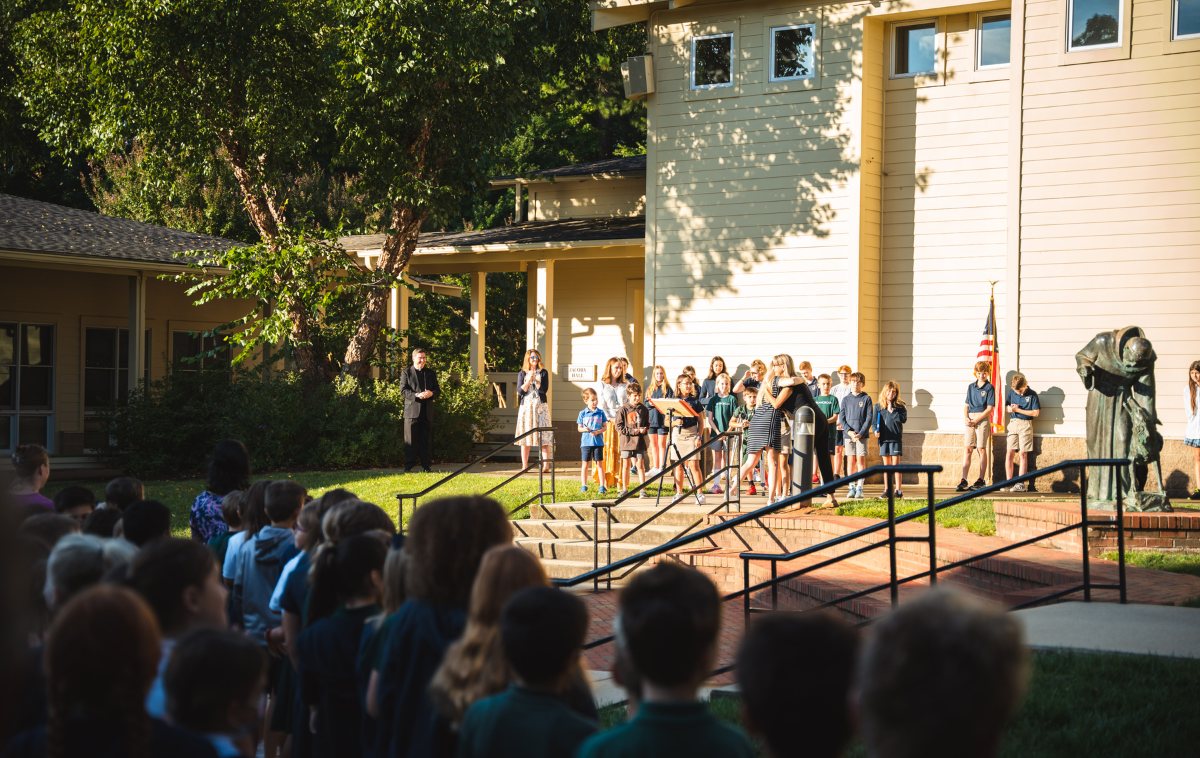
977, 12, 1012, 68
1175, 0, 1200, 39
83, 327, 150, 451
769, 23, 816, 82
172, 330, 232, 373
1068, 0, 1123, 50
892, 20, 939, 78
1, 323, 56, 452
691, 33, 734, 89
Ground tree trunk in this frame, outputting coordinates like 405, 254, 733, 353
341, 204, 424, 381
218, 131, 333, 383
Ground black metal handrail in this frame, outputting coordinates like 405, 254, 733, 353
583, 429, 744, 592
396, 426, 556, 527
739, 458, 1129, 628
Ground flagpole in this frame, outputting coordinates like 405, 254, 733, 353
988, 281, 999, 487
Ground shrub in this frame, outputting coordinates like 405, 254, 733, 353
98, 364, 496, 478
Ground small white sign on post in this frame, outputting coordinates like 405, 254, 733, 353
566, 364, 596, 382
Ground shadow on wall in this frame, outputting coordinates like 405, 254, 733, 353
1037, 386, 1066, 436
652, 8, 889, 328
913, 389, 938, 432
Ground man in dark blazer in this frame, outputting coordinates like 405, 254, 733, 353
401, 348, 440, 472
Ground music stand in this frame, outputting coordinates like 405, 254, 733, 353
648, 397, 704, 505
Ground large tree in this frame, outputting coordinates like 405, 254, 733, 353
13, 0, 582, 382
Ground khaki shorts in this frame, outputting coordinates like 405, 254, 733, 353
1007, 418, 1034, 453
670, 427, 700, 459
964, 423, 991, 449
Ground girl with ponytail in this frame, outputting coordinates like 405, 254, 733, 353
295, 533, 389, 758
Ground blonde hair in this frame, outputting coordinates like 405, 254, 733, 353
521, 349, 543, 372
878, 381, 905, 408
751, 359, 767, 374
773, 354, 796, 378
646, 365, 670, 396
974, 360, 992, 376
430, 546, 548, 726
581, 387, 597, 401
602, 357, 625, 387
381, 547, 408, 616
716, 372, 731, 390
1189, 361, 1200, 415
1011, 373, 1028, 392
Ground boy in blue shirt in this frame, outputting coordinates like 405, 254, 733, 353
958, 361, 997, 492
1004, 373, 1040, 492
840, 373, 874, 499
578, 388, 608, 494
577, 563, 754, 758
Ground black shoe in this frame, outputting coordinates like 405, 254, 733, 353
423, 467, 433, 473
1190, 489, 1200, 501
403, 466, 415, 474
955, 479, 970, 492
969, 479, 986, 491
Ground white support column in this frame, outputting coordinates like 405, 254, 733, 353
469, 271, 487, 379
127, 272, 146, 397
399, 273, 410, 355
526, 261, 537, 349
514, 181, 524, 223
535, 260, 554, 412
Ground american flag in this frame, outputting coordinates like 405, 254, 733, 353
978, 295, 1004, 434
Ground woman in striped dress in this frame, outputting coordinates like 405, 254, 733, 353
594, 357, 628, 488
741, 365, 783, 502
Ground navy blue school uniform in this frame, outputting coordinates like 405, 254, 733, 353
279, 552, 313, 758
3, 710, 217, 758
376, 601, 467, 758
645, 385, 675, 431
874, 403, 908, 457
296, 604, 380, 758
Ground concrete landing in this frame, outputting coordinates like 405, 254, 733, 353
1013, 601, 1200, 658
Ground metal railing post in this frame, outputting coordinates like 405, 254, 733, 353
550, 429, 556, 504
743, 558, 751, 629
593, 505, 599, 594
607, 506, 612, 592
887, 470, 898, 608
1081, 464, 1090, 602
771, 559, 778, 611
1115, 462, 1127, 604
927, 471, 937, 586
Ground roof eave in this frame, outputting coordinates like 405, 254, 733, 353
0, 246, 231, 275
489, 171, 647, 188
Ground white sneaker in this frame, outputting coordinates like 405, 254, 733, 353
1012, 482, 1026, 492
645, 467, 662, 477
671, 493, 687, 505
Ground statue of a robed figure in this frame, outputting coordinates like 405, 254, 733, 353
1075, 326, 1171, 512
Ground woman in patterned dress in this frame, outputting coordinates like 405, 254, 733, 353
190, 439, 251, 542
594, 357, 628, 488
514, 349, 553, 473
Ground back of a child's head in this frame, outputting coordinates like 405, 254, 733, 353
53, 486, 96, 515
307, 533, 388, 624
501, 586, 588, 688
82, 507, 122, 538
405, 495, 512, 607
219, 490, 243, 530
121, 499, 172, 546
44, 534, 139, 612
619, 562, 719, 687
125, 537, 221, 635
18, 512, 81, 551
206, 439, 251, 497
858, 588, 1027, 758
737, 612, 859, 758
104, 477, 144, 511
166, 626, 267, 734
264, 480, 307, 523
238, 480, 271, 536
382, 536, 408, 615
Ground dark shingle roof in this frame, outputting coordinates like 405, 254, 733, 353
492, 155, 647, 185
342, 215, 645, 253
0, 194, 241, 266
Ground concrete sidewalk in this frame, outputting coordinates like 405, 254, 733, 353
1012, 602, 1200, 658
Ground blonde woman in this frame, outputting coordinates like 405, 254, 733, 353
1186, 361, 1200, 500
645, 365, 674, 474
742, 364, 783, 504
515, 348, 553, 473
593, 357, 627, 488
761, 355, 798, 502
775, 365, 840, 507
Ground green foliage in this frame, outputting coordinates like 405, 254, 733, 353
431, 367, 500, 463
97, 365, 496, 478
1100, 551, 1200, 577
834, 497, 997, 536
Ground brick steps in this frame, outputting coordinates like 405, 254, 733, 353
994, 500, 1200, 555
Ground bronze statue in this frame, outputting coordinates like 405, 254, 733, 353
1076, 326, 1171, 512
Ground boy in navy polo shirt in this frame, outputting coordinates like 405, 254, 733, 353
957, 361, 997, 492
1004, 373, 1040, 492
578, 388, 608, 494
840, 373, 873, 499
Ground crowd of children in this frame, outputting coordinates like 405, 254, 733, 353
1, 441, 1033, 758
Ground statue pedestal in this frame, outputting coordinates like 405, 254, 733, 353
1089, 491, 1172, 513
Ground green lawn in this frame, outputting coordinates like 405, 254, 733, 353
43, 470, 676, 538
835, 497, 998, 536
1100, 551, 1200, 578
598, 650, 1200, 758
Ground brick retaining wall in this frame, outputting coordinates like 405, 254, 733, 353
994, 501, 1200, 556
